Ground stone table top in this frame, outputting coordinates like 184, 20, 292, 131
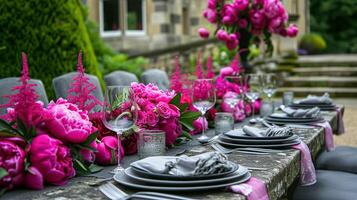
1, 110, 340, 200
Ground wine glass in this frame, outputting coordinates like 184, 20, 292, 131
102, 86, 138, 174
192, 79, 216, 143
262, 73, 277, 102
224, 75, 245, 110
245, 74, 262, 122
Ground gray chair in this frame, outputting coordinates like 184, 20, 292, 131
104, 71, 138, 86
52, 72, 104, 101
0, 77, 49, 114
293, 170, 357, 200
141, 69, 169, 90
316, 146, 357, 174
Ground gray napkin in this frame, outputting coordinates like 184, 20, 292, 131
282, 106, 320, 118
130, 152, 233, 176
243, 126, 293, 137
299, 93, 333, 105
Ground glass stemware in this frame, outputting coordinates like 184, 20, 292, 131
102, 86, 138, 174
262, 73, 277, 102
224, 75, 245, 110
245, 74, 262, 121
192, 79, 216, 143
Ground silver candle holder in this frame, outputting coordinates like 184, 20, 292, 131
137, 129, 166, 158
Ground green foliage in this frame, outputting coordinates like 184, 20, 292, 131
310, 0, 357, 53
0, 0, 101, 99
299, 34, 327, 54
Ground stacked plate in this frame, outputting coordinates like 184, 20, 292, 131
290, 101, 337, 111
114, 161, 251, 192
216, 129, 301, 149
265, 112, 323, 125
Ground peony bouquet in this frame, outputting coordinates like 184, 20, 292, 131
199, 0, 298, 54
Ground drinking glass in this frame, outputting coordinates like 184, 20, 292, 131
102, 86, 138, 174
192, 79, 216, 143
245, 74, 262, 121
224, 76, 245, 109
262, 73, 277, 102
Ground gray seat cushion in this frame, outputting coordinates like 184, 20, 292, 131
104, 71, 138, 86
52, 72, 104, 102
316, 146, 357, 174
141, 69, 169, 90
293, 170, 357, 200
0, 77, 48, 114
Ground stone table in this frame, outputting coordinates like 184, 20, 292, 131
2, 110, 340, 200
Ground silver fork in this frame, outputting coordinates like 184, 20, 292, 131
99, 182, 194, 200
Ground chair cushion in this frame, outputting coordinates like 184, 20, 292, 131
141, 69, 169, 90
316, 146, 357, 174
293, 170, 357, 200
104, 71, 138, 86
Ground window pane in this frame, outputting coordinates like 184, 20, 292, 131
103, 0, 120, 31
127, 0, 143, 31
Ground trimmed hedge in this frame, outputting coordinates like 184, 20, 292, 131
0, 0, 101, 99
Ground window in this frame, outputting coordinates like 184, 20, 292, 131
99, 0, 145, 37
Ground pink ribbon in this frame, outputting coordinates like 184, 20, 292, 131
229, 177, 269, 200
314, 121, 335, 151
336, 106, 345, 135
292, 141, 317, 186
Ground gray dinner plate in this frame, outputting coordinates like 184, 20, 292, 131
265, 118, 323, 125
219, 134, 299, 144
131, 161, 238, 180
269, 113, 315, 120
290, 104, 336, 111
114, 171, 251, 192
224, 129, 293, 140
217, 138, 301, 148
124, 165, 248, 186
266, 116, 322, 123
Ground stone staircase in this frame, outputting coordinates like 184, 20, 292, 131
277, 55, 357, 98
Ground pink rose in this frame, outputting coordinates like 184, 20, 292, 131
203, 9, 217, 23
156, 102, 172, 119
24, 166, 44, 190
146, 111, 159, 127
286, 24, 298, 37
46, 98, 97, 144
216, 30, 229, 41
29, 134, 75, 186
264, 0, 286, 19
0, 139, 25, 190
233, 0, 249, 11
95, 136, 125, 166
190, 117, 208, 135
198, 28, 210, 39
249, 10, 266, 29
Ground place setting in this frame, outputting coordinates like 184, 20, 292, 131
289, 93, 337, 111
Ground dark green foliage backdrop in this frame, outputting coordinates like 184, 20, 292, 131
0, 0, 101, 99
310, 0, 357, 53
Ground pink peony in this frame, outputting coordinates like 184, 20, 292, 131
0, 139, 25, 190
122, 133, 138, 155
249, 10, 266, 29
80, 141, 98, 163
159, 119, 182, 145
216, 30, 229, 41
46, 98, 97, 144
146, 111, 160, 127
221, 92, 246, 122
156, 102, 173, 119
29, 134, 75, 186
24, 166, 43, 190
233, 0, 249, 11
226, 33, 239, 50
95, 136, 125, 166
190, 117, 208, 135
238, 19, 248, 29
198, 28, 210, 39
286, 24, 298, 37
203, 9, 217, 23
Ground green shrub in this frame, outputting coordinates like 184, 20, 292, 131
299, 34, 327, 54
0, 0, 101, 99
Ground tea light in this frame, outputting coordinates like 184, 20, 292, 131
215, 112, 234, 135
260, 101, 274, 117
137, 130, 166, 158
283, 91, 294, 106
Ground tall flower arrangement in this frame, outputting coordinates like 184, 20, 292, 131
199, 0, 298, 54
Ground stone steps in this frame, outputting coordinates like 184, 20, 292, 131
283, 76, 357, 87
277, 87, 357, 98
292, 67, 357, 76
295, 54, 357, 67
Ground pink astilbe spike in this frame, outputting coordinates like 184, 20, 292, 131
230, 54, 241, 75
196, 51, 204, 79
67, 51, 102, 119
0, 53, 49, 128
170, 56, 183, 93
205, 56, 215, 78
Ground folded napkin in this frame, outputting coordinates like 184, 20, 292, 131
292, 141, 317, 186
313, 121, 335, 151
229, 177, 269, 200
282, 107, 320, 118
131, 152, 233, 176
299, 93, 333, 105
336, 106, 345, 135
243, 126, 293, 137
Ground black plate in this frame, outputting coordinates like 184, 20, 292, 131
131, 161, 239, 180
124, 165, 248, 186
219, 134, 299, 145
224, 129, 293, 140
217, 138, 301, 148
114, 171, 251, 192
